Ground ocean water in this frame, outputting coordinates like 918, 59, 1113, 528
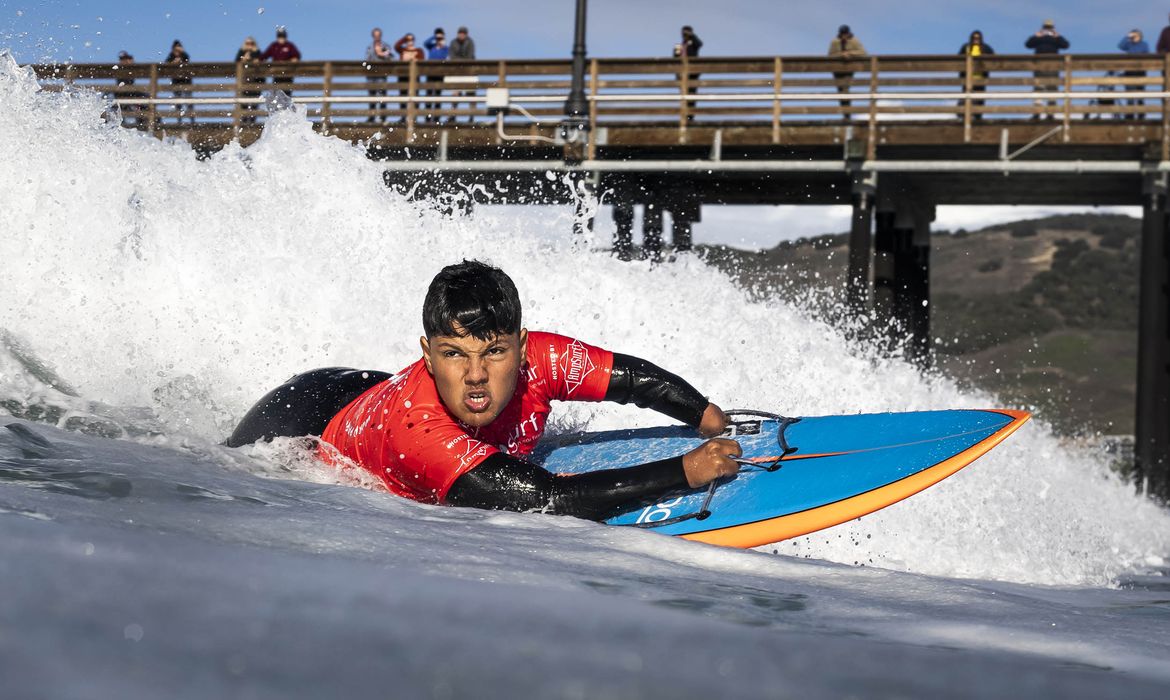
1, 54, 1169, 697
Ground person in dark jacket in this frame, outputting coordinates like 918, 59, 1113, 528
1024, 19, 1069, 119
164, 40, 193, 125
958, 30, 994, 120
673, 26, 703, 120
1119, 29, 1150, 119
261, 27, 302, 96
235, 36, 264, 124
448, 27, 477, 122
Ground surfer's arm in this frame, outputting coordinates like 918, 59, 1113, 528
445, 452, 688, 521
605, 353, 728, 435
445, 439, 741, 520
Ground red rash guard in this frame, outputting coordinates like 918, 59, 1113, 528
320, 332, 613, 503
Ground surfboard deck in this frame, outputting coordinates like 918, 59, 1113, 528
532, 409, 1031, 548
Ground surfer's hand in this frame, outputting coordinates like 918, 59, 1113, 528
697, 403, 730, 438
682, 438, 742, 488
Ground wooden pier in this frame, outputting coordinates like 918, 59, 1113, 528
31, 53, 1170, 498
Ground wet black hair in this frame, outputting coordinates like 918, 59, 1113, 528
423, 260, 522, 340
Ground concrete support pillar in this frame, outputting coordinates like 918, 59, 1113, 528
643, 203, 664, 261
874, 199, 934, 367
847, 171, 877, 314
669, 199, 701, 252
1137, 172, 1170, 500
613, 200, 635, 261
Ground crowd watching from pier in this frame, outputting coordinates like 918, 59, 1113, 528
110, 14, 1170, 126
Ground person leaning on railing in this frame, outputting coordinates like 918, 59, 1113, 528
164, 40, 193, 126
958, 30, 995, 121
394, 33, 426, 123
1024, 19, 1069, 120
261, 27, 301, 97
114, 51, 146, 129
828, 25, 866, 120
423, 28, 449, 124
365, 27, 394, 123
673, 25, 703, 121
448, 26, 476, 123
235, 37, 263, 124
1118, 29, 1149, 120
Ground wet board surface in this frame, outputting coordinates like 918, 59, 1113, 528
533, 409, 1031, 548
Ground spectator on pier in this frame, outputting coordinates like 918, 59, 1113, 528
958, 30, 994, 121
1157, 14, 1170, 54
164, 40, 194, 125
448, 26, 477, 122
366, 27, 394, 123
1024, 19, 1069, 120
236, 36, 264, 124
114, 51, 146, 129
673, 25, 702, 57
1118, 29, 1149, 120
261, 27, 302, 96
395, 34, 426, 122
828, 25, 866, 120
424, 28, 450, 123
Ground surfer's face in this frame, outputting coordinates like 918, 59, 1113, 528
421, 327, 528, 428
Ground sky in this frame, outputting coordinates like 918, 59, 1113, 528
0, 0, 1157, 247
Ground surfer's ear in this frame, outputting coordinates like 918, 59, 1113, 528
518, 328, 527, 357
420, 335, 434, 374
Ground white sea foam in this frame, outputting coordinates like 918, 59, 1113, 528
1, 53, 1167, 586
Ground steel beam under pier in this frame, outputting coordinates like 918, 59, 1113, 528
847, 172, 876, 314
1137, 172, 1170, 501
873, 200, 934, 367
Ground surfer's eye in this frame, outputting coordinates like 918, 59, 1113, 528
486, 346, 505, 356
442, 350, 462, 359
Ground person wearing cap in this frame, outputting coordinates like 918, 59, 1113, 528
164, 40, 194, 126
1118, 29, 1150, 120
448, 27, 477, 122
828, 25, 867, 120
1025, 20, 1069, 119
261, 27, 302, 96
423, 28, 450, 123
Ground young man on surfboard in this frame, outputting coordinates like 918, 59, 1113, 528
228, 260, 741, 519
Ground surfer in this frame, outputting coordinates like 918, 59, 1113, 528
227, 260, 742, 519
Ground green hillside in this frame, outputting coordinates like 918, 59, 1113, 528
700, 213, 1142, 436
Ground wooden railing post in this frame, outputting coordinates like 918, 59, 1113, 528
407, 59, 419, 140
963, 53, 973, 142
772, 57, 783, 144
322, 61, 333, 134
148, 64, 158, 134
496, 60, 507, 144
1163, 53, 1169, 162
1062, 54, 1072, 141
679, 54, 690, 137
232, 60, 243, 133
866, 56, 879, 160
588, 58, 599, 160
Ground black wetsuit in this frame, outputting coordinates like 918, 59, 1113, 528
228, 354, 709, 520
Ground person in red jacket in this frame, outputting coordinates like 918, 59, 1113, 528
261, 26, 301, 96
228, 260, 741, 519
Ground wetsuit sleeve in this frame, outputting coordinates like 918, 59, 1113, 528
445, 452, 688, 521
604, 353, 708, 428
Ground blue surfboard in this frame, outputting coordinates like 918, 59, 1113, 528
533, 409, 1030, 548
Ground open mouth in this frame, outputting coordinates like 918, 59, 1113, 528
464, 391, 491, 413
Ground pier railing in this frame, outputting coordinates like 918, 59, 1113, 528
31, 54, 1170, 156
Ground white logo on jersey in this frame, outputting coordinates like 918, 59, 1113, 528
558, 339, 595, 396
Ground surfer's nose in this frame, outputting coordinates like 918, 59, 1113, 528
465, 357, 488, 384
